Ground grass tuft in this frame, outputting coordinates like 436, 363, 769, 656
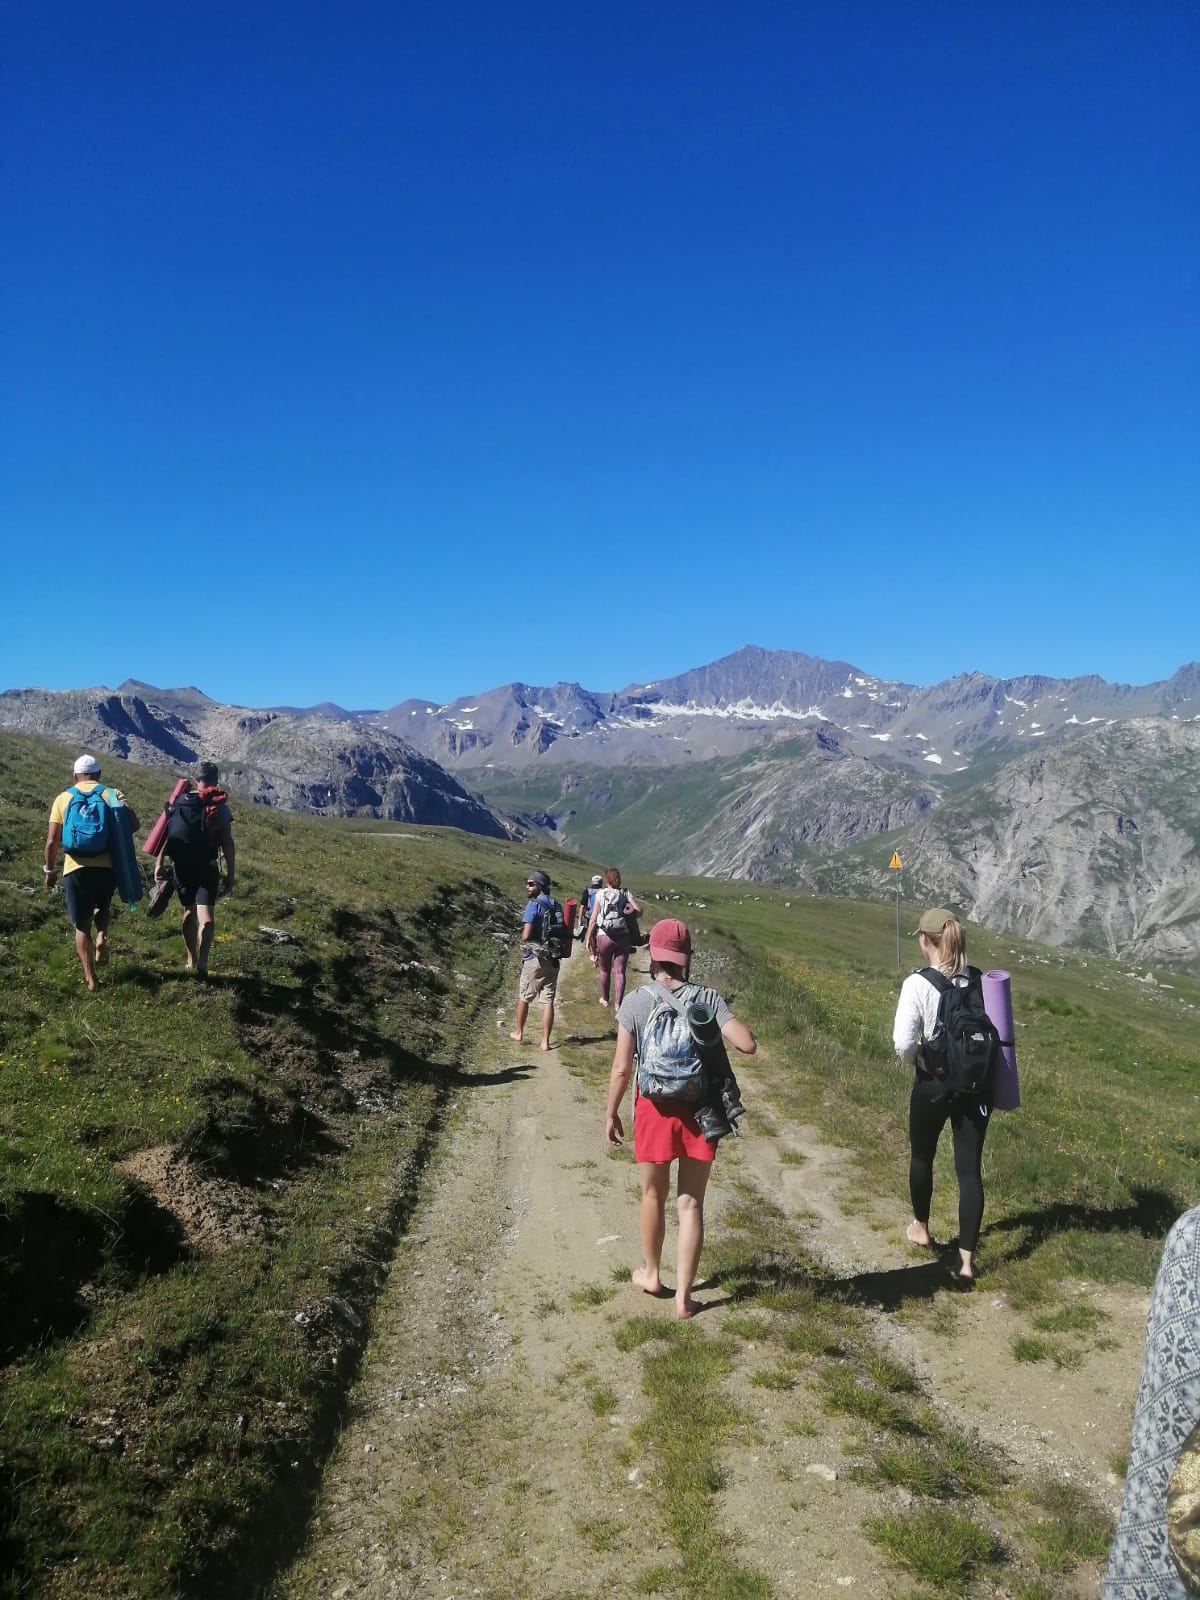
864, 1507, 1000, 1588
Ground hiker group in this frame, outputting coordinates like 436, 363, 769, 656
516, 877, 1200, 1591
44, 754, 236, 989
512, 876, 998, 1312
512, 876, 1008, 1321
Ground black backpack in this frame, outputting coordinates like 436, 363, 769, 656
920, 966, 999, 1099
164, 792, 210, 862
537, 896, 570, 961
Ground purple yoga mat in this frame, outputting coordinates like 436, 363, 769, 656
983, 970, 1020, 1111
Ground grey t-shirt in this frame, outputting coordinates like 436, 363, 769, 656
616, 979, 734, 1060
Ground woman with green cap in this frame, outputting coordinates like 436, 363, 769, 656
892, 908, 990, 1284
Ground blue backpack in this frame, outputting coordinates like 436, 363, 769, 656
61, 785, 112, 856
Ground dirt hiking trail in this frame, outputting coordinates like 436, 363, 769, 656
277, 948, 1143, 1599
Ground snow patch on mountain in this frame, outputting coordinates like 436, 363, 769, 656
626, 698, 829, 724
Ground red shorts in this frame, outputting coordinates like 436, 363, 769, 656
632, 1092, 716, 1164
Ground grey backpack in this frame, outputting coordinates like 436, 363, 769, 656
597, 888, 629, 938
636, 983, 705, 1103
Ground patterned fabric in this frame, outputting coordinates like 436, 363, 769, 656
1104, 1207, 1200, 1598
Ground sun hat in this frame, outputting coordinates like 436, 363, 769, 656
527, 870, 550, 890
912, 908, 956, 938
73, 754, 101, 776
648, 917, 692, 964
590, 874, 603, 887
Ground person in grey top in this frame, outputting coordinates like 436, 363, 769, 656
604, 917, 756, 1320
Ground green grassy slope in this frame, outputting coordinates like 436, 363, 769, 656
0, 731, 583, 1600
479, 759, 751, 872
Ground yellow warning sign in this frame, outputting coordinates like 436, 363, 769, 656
888, 853, 902, 870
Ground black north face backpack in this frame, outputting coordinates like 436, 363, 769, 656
920, 966, 999, 1099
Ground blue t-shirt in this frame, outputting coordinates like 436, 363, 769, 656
522, 894, 553, 958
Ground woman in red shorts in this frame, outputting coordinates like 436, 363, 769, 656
604, 918, 756, 1319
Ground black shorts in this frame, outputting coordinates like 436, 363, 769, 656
64, 866, 116, 930
173, 862, 221, 908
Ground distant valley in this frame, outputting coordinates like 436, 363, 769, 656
4, 646, 1199, 968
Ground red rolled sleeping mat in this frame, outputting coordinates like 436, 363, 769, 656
142, 778, 190, 856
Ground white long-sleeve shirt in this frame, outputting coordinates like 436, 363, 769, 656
892, 967, 962, 1067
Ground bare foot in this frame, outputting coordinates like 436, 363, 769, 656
539, 1041, 552, 1052
676, 1298, 700, 1321
906, 1221, 932, 1247
631, 1265, 663, 1296
508, 1031, 524, 1044
95, 940, 109, 967
598, 998, 609, 1008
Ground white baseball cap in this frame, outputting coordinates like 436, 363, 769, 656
73, 754, 101, 775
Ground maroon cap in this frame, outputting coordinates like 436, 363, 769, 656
648, 917, 691, 963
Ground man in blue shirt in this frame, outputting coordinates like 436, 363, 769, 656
510, 869, 558, 1051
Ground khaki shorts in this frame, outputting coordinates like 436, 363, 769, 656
519, 951, 559, 1004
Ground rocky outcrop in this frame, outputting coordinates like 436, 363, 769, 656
808, 718, 1200, 967
0, 687, 507, 837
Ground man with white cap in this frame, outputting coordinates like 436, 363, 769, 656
44, 754, 140, 991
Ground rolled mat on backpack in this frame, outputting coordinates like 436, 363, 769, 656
142, 779, 190, 856
982, 970, 1020, 1111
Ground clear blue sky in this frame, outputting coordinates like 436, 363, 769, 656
2, 2, 1196, 709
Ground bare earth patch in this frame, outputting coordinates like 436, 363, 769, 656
117, 1145, 264, 1254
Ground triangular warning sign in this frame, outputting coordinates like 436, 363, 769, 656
888, 853, 902, 869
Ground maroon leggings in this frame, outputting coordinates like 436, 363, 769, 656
595, 932, 631, 1007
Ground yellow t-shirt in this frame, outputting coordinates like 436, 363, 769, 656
50, 781, 126, 874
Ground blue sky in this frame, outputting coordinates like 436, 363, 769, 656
2, 2, 1196, 709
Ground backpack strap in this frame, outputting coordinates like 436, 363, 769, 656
648, 980, 696, 1018
919, 966, 951, 994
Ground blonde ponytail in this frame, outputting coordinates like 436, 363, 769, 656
934, 917, 966, 975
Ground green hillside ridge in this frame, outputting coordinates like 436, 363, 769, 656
482, 736, 933, 879
3, 730, 1199, 1596
0, 730, 583, 1599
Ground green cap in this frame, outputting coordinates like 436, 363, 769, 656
913, 907, 955, 938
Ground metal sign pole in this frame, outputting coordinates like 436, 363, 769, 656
888, 852, 902, 969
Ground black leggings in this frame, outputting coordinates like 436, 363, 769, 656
908, 1076, 990, 1253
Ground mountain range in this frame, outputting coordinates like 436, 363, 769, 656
0, 681, 506, 838
4, 646, 1198, 967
